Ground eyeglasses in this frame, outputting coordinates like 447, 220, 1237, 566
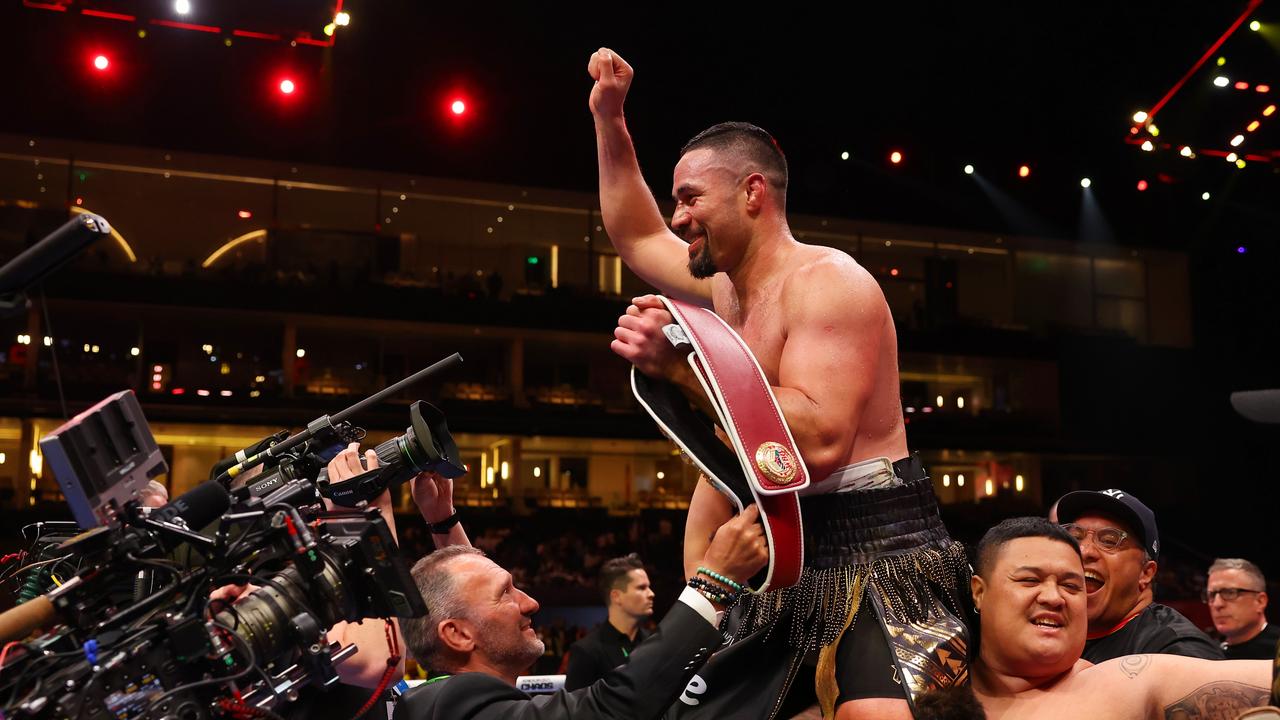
1201, 587, 1263, 603
1060, 523, 1130, 553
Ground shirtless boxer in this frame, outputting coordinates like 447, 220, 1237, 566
589, 47, 969, 719
969, 517, 1271, 719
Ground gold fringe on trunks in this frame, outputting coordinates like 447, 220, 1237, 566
731, 540, 971, 719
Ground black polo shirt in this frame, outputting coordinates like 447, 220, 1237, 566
1222, 622, 1280, 660
563, 621, 651, 691
1082, 603, 1224, 663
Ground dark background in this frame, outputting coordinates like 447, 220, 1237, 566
3, 1, 1279, 564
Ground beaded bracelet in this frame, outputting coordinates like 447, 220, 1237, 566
696, 566, 744, 593
687, 577, 739, 605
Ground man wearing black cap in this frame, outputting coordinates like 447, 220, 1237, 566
1052, 488, 1223, 662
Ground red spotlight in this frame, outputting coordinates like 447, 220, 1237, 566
450, 99, 466, 116
1136, 179, 1149, 191
1234, 81, 1250, 90
279, 78, 296, 95
1256, 84, 1271, 93
889, 150, 903, 165
889, 268, 900, 277
237, 210, 252, 219
92, 54, 110, 71
1018, 165, 1031, 179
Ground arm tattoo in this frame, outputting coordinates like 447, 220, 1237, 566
1119, 655, 1151, 678
1163, 681, 1269, 720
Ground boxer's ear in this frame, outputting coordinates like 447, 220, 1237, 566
742, 173, 768, 214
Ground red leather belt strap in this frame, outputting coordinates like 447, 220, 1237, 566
631, 296, 807, 592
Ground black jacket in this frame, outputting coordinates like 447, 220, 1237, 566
564, 620, 651, 691
393, 602, 718, 720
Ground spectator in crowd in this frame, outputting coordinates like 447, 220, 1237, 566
564, 553, 655, 690
1052, 489, 1221, 662
963, 517, 1269, 720
1206, 557, 1280, 659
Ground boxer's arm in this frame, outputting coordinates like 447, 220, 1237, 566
772, 261, 887, 479
589, 47, 713, 305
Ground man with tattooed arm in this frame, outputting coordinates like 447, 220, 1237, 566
966, 518, 1271, 720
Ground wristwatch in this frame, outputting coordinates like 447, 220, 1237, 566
428, 511, 460, 534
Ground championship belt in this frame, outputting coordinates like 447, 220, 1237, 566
630, 296, 808, 593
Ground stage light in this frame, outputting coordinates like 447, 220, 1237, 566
936, 395, 944, 407
1132, 110, 1148, 123
1080, 177, 1092, 188
1137, 179, 1149, 191
279, 79, 295, 95
174, 0, 190, 14
131, 347, 140, 356
1238, 246, 1247, 254
296, 348, 306, 358
323, 23, 336, 37
942, 474, 950, 487
1217, 56, 1227, 66
1140, 140, 1154, 152
840, 151, 849, 160
1015, 475, 1025, 492
889, 150, 903, 165
1179, 145, 1193, 157
957, 474, 965, 487
963, 164, 974, 175
985, 479, 994, 496
1265, 105, 1277, 117
1258, 85, 1272, 93
1231, 134, 1244, 146
1250, 19, 1261, 31
1214, 76, 1230, 87
1148, 124, 1159, 137
451, 99, 466, 115
237, 210, 252, 219
1248, 120, 1260, 132
1018, 164, 1031, 178
1235, 81, 1250, 90
1226, 152, 1238, 162
92, 55, 109, 71
1202, 192, 1211, 201
889, 268, 899, 277
335, 12, 350, 26
1236, 159, 1247, 169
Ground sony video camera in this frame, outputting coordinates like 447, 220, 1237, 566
0, 375, 461, 720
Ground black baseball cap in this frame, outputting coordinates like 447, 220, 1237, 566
1055, 488, 1160, 560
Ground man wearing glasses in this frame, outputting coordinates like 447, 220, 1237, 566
1052, 489, 1222, 662
1206, 557, 1279, 659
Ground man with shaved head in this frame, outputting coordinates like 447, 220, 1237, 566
589, 48, 969, 720
966, 517, 1273, 719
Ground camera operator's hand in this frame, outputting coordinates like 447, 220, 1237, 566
410, 471, 454, 524
208, 582, 260, 606
698, 504, 768, 591
325, 443, 399, 548
412, 470, 472, 549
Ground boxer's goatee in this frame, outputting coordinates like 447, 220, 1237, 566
688, 245, 717, 279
